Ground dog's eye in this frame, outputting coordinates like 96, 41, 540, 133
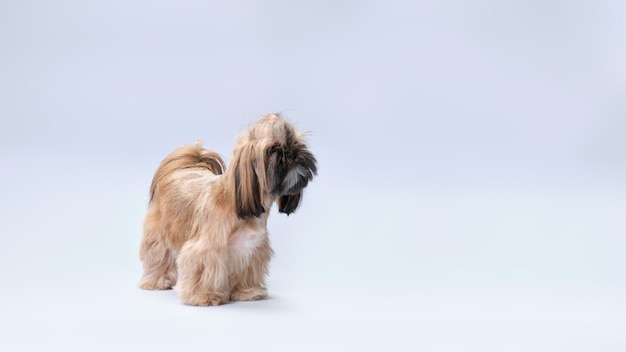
287, 151, 297, 161
267, 146, 278, 155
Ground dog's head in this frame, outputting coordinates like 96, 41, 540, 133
230, 114, 317, 219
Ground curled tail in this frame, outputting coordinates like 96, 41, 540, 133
149, 141, 226, 203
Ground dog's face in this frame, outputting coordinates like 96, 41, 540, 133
265, 139, 316, 196
231, 114, 317, 219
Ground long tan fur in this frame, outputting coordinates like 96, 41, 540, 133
139, 114, 317, 306
148, 141, 225, 203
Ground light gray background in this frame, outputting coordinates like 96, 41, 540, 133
1, 1, 625, 351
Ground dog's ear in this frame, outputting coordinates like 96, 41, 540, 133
278, 192, 302, 215
233, 145, 265, 219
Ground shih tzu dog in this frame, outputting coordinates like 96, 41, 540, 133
139, 113, 317, 306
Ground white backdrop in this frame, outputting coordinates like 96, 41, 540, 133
1, 1, 625, 351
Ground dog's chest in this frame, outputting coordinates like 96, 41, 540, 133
228, 224, 266, 263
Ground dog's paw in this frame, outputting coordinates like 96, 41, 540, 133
139, 275, 174, 290
181, 292, 227, 306
231, 287, 268, 301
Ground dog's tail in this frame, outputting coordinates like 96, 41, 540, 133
149, 141, 226, 203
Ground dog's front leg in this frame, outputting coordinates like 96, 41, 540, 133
175, 240, 230, 306
230, 236, 273, 301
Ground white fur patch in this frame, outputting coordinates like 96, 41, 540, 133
228, 227, 266, 269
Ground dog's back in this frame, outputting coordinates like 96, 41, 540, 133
149, 141, 226, 203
